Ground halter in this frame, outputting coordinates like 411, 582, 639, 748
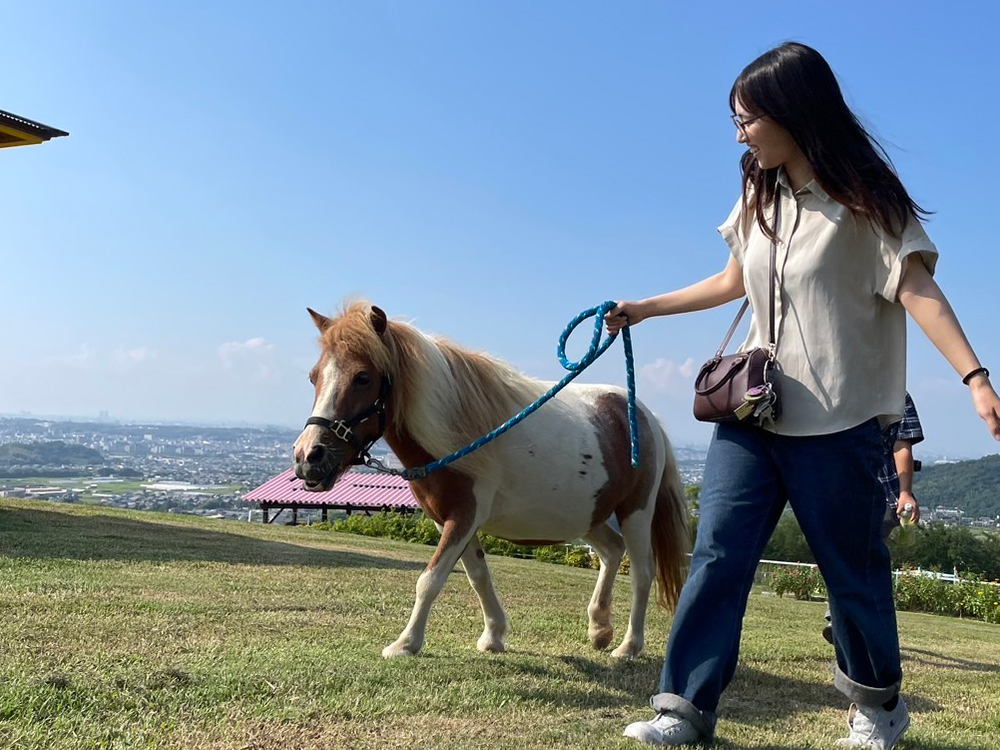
303, 375, 392, 465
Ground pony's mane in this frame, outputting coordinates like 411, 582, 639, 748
321, 301, 546, 476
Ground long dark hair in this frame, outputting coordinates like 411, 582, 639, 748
731, 42, 929, 240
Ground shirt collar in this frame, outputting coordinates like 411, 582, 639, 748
776, 167, 831, 202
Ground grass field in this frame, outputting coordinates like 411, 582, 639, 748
1, 498, 998, 750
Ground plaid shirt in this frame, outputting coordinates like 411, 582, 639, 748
877, 393, 924, 504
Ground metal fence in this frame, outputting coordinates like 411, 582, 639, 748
753, 557, 1000, 588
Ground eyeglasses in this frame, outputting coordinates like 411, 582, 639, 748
731, 113, 765, 135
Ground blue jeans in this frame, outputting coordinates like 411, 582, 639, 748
657, 418, 901, 722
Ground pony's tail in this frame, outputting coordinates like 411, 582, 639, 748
651, 430, 691, 610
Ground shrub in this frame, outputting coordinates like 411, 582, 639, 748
893, 570, 1000, 622
770, 566, 826, 601
481, 535, 532, 558
324, 513, 603, 571
564, 548, 592, 568
534, 546, 567, 565
619, 554, 630, 576
330, 512, 440, 546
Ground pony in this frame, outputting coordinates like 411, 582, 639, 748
293, 301, 689, 658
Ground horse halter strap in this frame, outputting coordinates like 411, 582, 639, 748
304, 375, 392, 465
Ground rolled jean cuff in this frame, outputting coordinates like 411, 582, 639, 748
650, 693, 717, 741
833, 665, 900, 706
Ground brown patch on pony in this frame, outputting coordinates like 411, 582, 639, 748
384, 423, 477, 570
589, 392, 689, 610
588, 392, 657, 530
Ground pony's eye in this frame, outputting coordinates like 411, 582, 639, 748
308, 371, 317, 385
353, 372, 372, 387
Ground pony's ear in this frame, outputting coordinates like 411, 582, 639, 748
307, 308, 332, 332
370, 306, 388, 336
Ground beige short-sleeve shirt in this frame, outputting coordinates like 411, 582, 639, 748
718, 171, 938, 435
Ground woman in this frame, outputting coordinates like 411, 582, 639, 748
606, 42, 1000, 749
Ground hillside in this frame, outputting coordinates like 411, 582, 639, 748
1, 498, 998, 750
0, 440, 103, 467
914, 453, 1000, 518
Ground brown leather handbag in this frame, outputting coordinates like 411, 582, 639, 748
693, 193, 782, 426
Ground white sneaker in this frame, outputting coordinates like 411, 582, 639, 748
835, 699, 910, 749
623, 711, 703, 746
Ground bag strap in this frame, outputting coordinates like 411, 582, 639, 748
768, 189, 781, 348
714, 189, 782, 357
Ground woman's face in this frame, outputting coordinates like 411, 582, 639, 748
734, 100, 803, 170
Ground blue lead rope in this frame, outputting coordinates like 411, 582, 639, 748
385, 301, 640, 481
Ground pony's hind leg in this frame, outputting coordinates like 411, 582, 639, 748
583, 522, 626, 651
613, 508, 655, 658
382, 517, 478, 658
459, 534, 509, 652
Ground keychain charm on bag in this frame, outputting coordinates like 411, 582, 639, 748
735, 383, 774, 421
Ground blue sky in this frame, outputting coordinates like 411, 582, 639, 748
3, 1, 998, 458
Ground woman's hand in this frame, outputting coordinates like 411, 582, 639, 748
605, 301, 647, 336
969, 374, 1000, 440
896, 492, 920, 524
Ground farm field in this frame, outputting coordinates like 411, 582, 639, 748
4, 477, 240, 503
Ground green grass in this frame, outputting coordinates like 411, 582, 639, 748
1, 498, 998, 750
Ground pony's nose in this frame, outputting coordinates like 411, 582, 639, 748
306, 444, 327, 464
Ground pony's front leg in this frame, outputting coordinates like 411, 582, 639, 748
459, 534, 509, 653
382, 517, 478, 658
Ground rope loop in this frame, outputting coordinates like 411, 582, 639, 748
557, 300, 619, 372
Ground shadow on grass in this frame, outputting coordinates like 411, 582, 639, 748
714, 740, 995, 750
903, 646, 1000, 673
503, 656, 957, 741
0, 506, 426, 571
491, 654, 843, 714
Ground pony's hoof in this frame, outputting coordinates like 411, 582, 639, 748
611, 641, 644, 658
477, 634, 507, 653
382, 641, 420, 658
589, 626, 615, 651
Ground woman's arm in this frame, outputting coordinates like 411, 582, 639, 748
893, 440, 920, 522
606, 255, 745, 334
897, 254, 1000, 440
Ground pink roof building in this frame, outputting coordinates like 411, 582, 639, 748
244, 469, 419, 524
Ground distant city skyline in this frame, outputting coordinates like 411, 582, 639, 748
0, 409, 982, 464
